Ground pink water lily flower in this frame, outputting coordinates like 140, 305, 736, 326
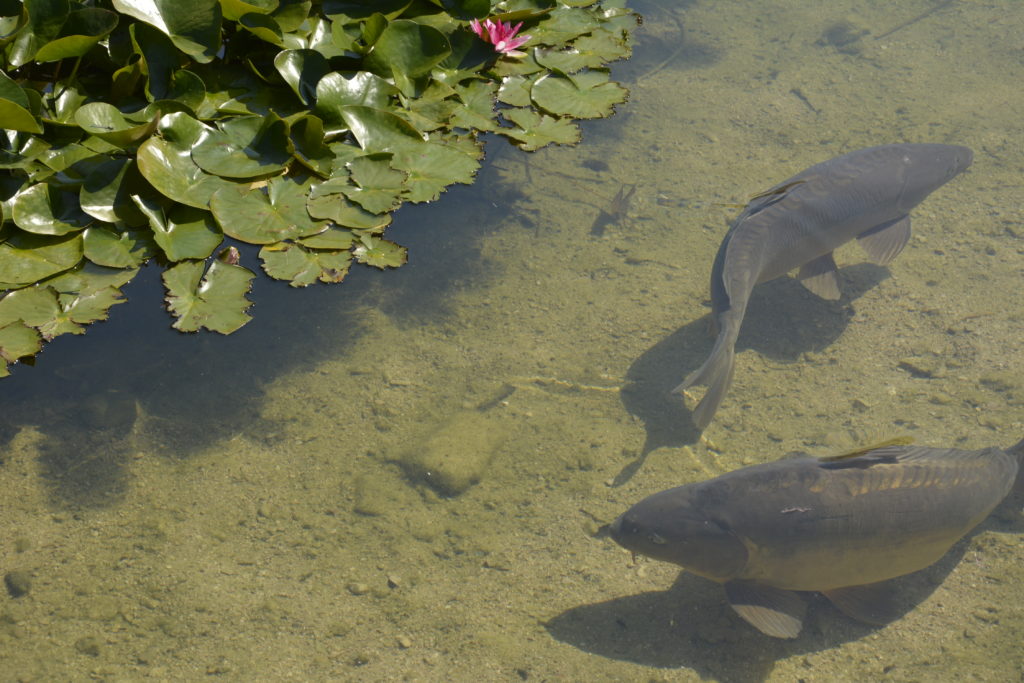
470, 18, 531, 58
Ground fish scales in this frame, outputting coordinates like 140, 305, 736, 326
609, 439, 1022, 637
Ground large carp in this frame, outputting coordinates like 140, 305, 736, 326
609, 438, 1022, 638
678, 144, 973, 430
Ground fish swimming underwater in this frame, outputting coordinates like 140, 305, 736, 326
677, 144, 973, 430
609, 438, 1022, 638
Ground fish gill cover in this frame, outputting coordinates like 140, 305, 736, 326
0, 0, 635, 376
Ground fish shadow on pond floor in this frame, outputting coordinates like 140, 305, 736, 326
547, 529, 986, 682
614, 263, 890, 484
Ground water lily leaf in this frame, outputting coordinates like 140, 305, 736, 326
210, 176, 326, 244
239, 12, 284, 47
500, 107, 580, 150
288, 114, 333, 176
306, 187, 391, 231
79, 158, 149, 225
530, 7, 599, 45
220, 0, 277, 22
389, 136, 480, 202
163, 253, 254, 333
82, 226, 154, 268
435, 0, 489, 20
191, 113, 293, 178
297, 226, 354, 249
130, 21, 180, 101
12, 183, 92, 236
450, 79, 497, 131
323, 0, 410, 21
162, 69, 207, 111
352, 234, 405, 269
74, 102, 158, 148
137, 112, 238, 208
0, 230, 82, 287
36, 143, 98, 174
270, 0, 310, 33
39, 77, 88, 125
259, 240, 351, 286
112, 0, 223, 63
533, 47, 589, 75
573, 27, 632, 65
314, 72, 399, 136
7, 0, 69, 68
0, 321, 41, 375
0, 70, 43, 133
0, 287, 75, 338
363, 20, 451, 96
496, 74, 533, 107
33, 8, 118, 62
0, 2, 28, 50
341, 154, 406, 213
339, 104, 423, 153
133, 196, 223, 261
530, 70, 627, 119
274, 49, 330, 106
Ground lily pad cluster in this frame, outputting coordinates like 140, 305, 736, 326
0, 0, 634, 377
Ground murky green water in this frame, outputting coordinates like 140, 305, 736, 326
2, 1, 1023, 680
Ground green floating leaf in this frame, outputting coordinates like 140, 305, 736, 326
0, 321, 42, 376
80, 158, 147, 224
33, 8, 118, 62
288, 114, 333, 176
191, 114, 293, 179
82, 226, 153, 268
0, 69, 43, 133
163, 255, 255, 333
221, 0, 277, 22
297, 226, 355, 249
111, 0, 222, 63
75, 101, 158, 148
306, 185, 391, 231
259, 240, 352, 286
352, 234, 405, 269
450, 79, 497, 131
496, 74, 533, 107
342, 154, 407, 214
500, 107, 580, 151
7, 0, 69, 68
530, 70, 627, 119
136, 112, 238, 208
389, 136, 480, 203
12, 183, 92, 236
0, 275, 128, 341
0, 231, 83, 287
363, 19, 451, 95
133, 197, 223, 261
339, 104, 423, 153
210, 176, 326, 244
314, 72, 399, 136
239, 12, 284, 47
323, 0, 410, 21
274, 49, 330, 106
530, 7, 600, 45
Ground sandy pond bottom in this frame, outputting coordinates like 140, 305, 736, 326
3, 0, 1024, 680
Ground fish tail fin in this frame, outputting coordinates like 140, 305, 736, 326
673, 321, 739, 431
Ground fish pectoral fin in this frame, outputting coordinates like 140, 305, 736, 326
724, 581, 806, 639
823, 581, 904, 625
797, 252, 841, 300
857, 215, 911, 266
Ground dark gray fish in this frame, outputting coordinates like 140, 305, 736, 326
677, 144, 973, 430
610, 438, 1022, 638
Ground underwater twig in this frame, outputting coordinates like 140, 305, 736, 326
874, 0, 957, 41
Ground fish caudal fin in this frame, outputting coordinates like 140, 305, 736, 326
724, 581, 806, 639
674, 322, 738, 431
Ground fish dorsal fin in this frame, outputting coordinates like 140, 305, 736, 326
744, 180, 806, 216
818, 437, 915, 462
823, 580, 905, 625
724, 581, 806, 639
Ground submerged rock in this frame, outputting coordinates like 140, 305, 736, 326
397, 411, 508, 496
